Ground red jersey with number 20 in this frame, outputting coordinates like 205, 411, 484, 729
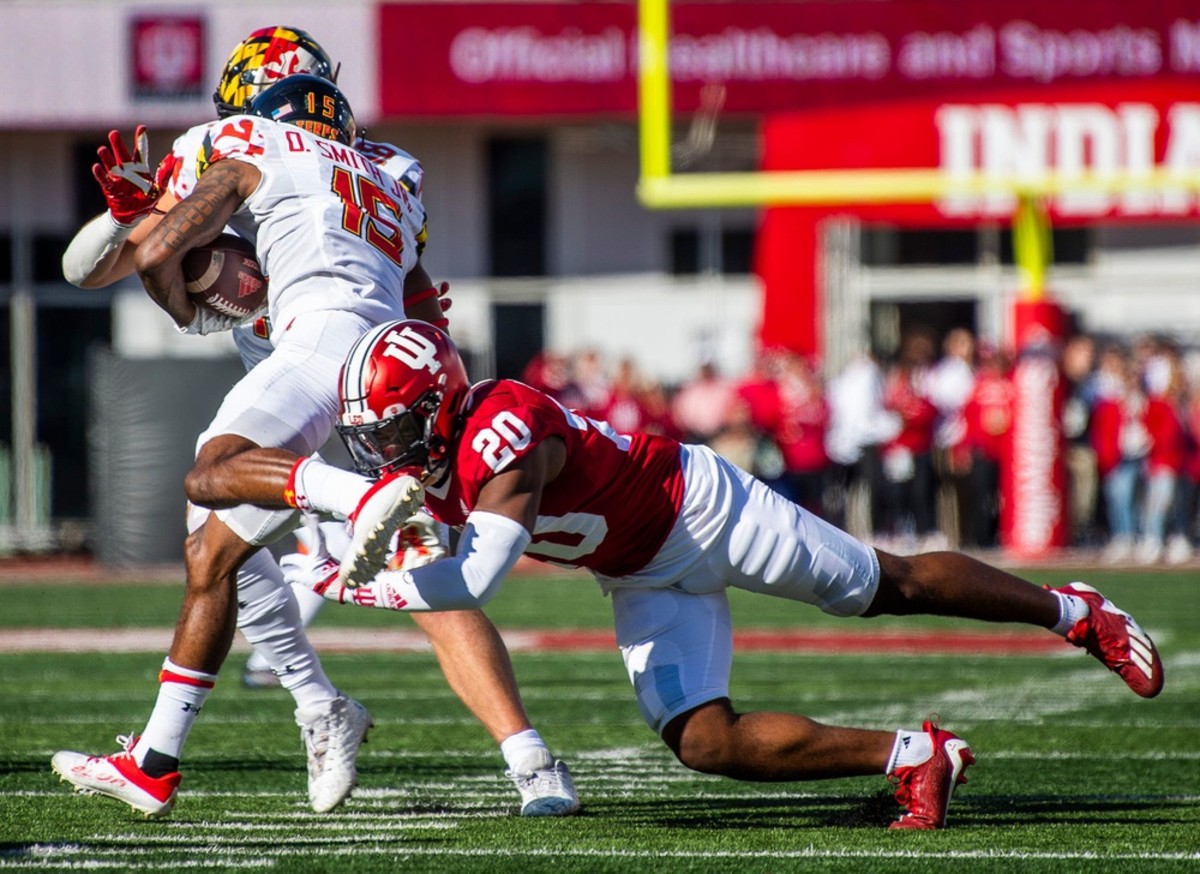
422, 380, 686, 577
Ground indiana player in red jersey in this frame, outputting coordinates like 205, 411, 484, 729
322, 320, 1165, 830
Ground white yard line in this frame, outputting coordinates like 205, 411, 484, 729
7, 843, 1199, 865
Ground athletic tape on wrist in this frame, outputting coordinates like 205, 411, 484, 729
284, 457, 313, 511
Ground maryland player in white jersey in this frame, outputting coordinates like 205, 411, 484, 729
174, 106, 422, 334
166, 122, 430, 369
158, 126, 434, 688
54, 28, 577, 820
318, 320, 1165, 830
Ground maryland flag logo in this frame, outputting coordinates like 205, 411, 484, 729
195, 131, 216, 179
213, 26, 336, 116
195, 121, 264, 181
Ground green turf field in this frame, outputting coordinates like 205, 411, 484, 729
1, 568, 1197, 872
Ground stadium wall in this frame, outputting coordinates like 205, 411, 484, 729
88, 350, 246, 565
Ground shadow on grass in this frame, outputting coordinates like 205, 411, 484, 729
958, 793, 1200, 826
566, 790, 899, 830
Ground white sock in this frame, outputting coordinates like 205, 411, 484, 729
500, 729, 553, 774
886, 728, 934, 774
236, 549, 338, 713
1050, 589, 1091, 636
290, 457, 370, 519
133, 659, 217, 763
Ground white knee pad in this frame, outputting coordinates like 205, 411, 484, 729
217, 504, 301, 547
186, 495, 299, 548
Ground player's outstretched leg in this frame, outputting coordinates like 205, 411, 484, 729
663, 699, 971, 829
51, 735, 181, 818
869, 551, 1165, 697
1049, 582, 1164, 698
412, 608, 582, 817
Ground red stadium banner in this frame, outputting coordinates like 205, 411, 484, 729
755, 80, 1200, 352
761, 80, 1200, 224
1003, 301, 1070, 556
378, 1, 1200, 118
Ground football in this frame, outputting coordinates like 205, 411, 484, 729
182, 234, 268, 319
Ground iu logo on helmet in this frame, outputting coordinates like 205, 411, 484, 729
381, 324, 442, 375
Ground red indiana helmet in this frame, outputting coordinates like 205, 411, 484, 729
337, 320, 470, 480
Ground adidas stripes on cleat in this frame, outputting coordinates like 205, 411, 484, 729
1052, 582, 1165, 698
889, 719, 974, 830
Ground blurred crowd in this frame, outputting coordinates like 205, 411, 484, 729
521, 327, 1200, 564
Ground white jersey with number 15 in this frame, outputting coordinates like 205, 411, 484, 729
168, 122, 427, 368
181, 115, 426, 342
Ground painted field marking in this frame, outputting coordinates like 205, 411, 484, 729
0, 626, 1073, 654
13, 842, 1200, 865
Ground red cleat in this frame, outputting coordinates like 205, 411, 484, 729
1052, 583, 1165, 698
889, 719, 974, 830
51, 735, 180, 818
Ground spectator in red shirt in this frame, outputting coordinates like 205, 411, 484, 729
959, 344, 1014, 548
734, 348, 788, 497
1139, 348, 1189, 564
600, 358, 652, 435
1176, 354, 1200, 564
640, 381, 684, 441
880, 329, 941, 550
521, 351, 583, 408
1090, 345, 1148, 563
774, 352, 831, 516
572, 348, 612, 420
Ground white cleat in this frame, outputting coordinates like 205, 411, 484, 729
507, 754, 581, 817
51, 735, 181, 818
339, 473, 425, 589
297, 696, 373, 813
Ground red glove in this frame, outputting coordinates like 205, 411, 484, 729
405, 280, 452, 330
153, 151, 180, 198
92, 125, 162, 226
432, 280, 451, 329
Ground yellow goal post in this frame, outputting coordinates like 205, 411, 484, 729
634, 0, 1200, 298
635, 0, 1200, 211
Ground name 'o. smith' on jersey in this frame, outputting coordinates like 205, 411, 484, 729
166, 121, 429, 366
167, 115, 427, 340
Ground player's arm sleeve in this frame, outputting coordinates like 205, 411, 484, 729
371, 510, 530, 611
61, 213, 136, 287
